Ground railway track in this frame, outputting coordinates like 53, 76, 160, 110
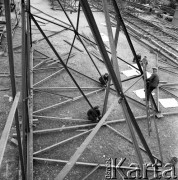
89, 1, 178, 63
122, 12, 178, 58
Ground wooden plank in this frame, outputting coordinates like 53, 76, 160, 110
0, 92, 20, 167
54, 99, 118, 180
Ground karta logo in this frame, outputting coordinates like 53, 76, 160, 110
105, 158, 177, 179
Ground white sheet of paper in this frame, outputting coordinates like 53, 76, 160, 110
122, 69, 140, 77
133, 89, 155, 99
159, 98, 178, 108
100, 33, 109, 42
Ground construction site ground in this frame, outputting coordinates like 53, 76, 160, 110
0, 0, 178, 179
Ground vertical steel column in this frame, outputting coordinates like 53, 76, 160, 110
79, 0, 155, 164
102, 0, 121, 116
21, 0, 27, 174
26, 0, 31, 132
4, 0, 25, 179
102, 0, 144, 168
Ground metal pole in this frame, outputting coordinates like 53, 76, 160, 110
66, 3, 81, 65
21, 0, 27, 174
102, 0, 121, 115
155, 52, 160, 111
4, 0, 25, 179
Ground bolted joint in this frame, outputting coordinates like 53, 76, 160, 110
74, 30, 79, 36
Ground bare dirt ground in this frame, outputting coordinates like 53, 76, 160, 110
0, 0, 178, 179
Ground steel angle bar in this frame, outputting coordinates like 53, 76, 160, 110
30, 5, 70, 26
27, 48, 34, 180
14, 29, 68, 51
32, 115, 89, 122
33, 68, 64, 87
120, 99, 144, 168
102, 0, 121, 116
33, 67, 62, 71
21, 0, 29, 171
33, 157, 162, 172
31, 14, 73, 32
33, 60, 45, 69
66, 66, 101, 84
112, 0, 143, 75
33, 157, 105, 168
56, 0, 77, 30
33, 123, 96, 134
33, 88, 103, 114
33, 89, 73, 99
0, 92, 20, 167
33, 110, 178, 138
76, 37, 103, 78
34, 49, 50, 58
33, 87, 102, 91
122, 74, 142, 82
30, 14, 98, 112
106, 124, 161, 161
66, 3, 81, 65
54, 99, 118, 180
110, 88, 147, 110
81, 164, 100, 180
64, 39, 83, 52
124, 75, 143, 93
150, 102, 163, 163
155, 53, 160, 111
34, 111, 178, 136
33, 129, 92, 156
33, 114, 156, 135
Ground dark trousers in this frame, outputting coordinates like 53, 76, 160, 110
146, 83, 155, 101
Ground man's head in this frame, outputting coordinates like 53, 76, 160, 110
152, 67, 158, 73
94, 106, 99, 110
